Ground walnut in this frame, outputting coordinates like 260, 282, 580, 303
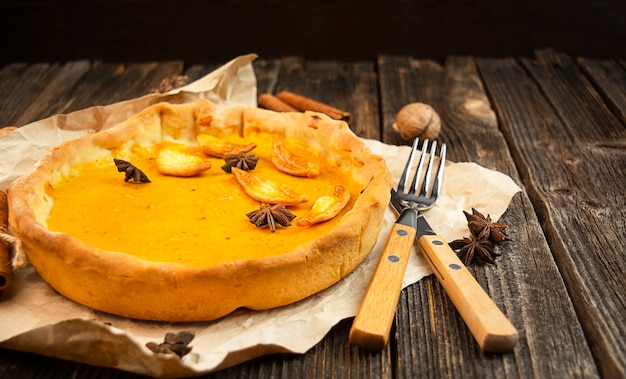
392, 103, 441, 141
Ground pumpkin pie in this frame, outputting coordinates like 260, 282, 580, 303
7, 99, 392, 321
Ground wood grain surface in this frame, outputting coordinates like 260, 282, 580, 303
0, 49, 624, 378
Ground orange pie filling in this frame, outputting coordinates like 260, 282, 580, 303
46, 132, 363, 268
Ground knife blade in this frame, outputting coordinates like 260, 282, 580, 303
389, 189, 519, 353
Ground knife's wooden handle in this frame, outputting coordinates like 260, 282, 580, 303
349, 223, 416, 351
418, 234, 519, 352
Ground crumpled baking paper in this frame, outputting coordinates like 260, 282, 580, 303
0, 54, 521, 378
0, 54, 258, 189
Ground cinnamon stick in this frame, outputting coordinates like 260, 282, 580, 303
258, 93, 299, 113
277, 91, 352, 123
0, 190, 11, 294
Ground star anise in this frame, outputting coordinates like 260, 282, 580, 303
149, 75, 189, 94
221, 153, 259, 173
113, 158, 151, 183
145, 331, 195, 358
464, 208, 509, 242
246, 203, 296, 232
449, 235, 499, 265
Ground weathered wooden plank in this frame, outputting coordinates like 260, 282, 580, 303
0, 348, 81, 379
34, 62, 123, 116
520, 50, 626, 379
269, 57, 381, 140
477, 50, 625, 378
11, 61, 92, 126
47, 60, 184, 115
183, 63, 225, 84
521, 50, 623, 143
0, 62, 89, 128
377, 56, 447, 146
379, 55, 598, 377
0, 63, 29, 127
0, 60, 185, 128
253, 59, 281, 95
577, 57, 626, 126
207, 320, 394, 379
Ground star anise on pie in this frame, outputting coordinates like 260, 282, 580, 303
221, 153, 259, 173
145, 331, 195, 358
464, 208, 509, 242
449, 235, 499, 265
113, 158, 151, 184
246, 203, 296, 232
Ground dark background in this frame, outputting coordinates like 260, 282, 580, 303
1, 0, 625, 65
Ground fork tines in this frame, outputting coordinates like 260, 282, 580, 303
397, 138, 447, 200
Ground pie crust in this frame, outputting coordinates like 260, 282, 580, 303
7, 99, 392, 321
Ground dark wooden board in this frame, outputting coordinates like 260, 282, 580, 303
60, 61, 184, 113
1, 51, 623, 378
578, 57, 626, 127
253, 59, 281, 95
9, 61, 92, 126
0, 62, 89, 128
378, 54, 599, 378
520, 50, 626, 379
477, 50, 625, 378
0, 61, 186, 129
183, 63, 227, 85
260, 57, 381, 140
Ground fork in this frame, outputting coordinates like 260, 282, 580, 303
349, 138, 518, 352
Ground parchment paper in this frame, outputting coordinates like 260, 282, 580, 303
0, 55, 521, 378
0, 54, 258, 189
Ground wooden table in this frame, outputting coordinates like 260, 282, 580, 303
0, 49, 624, 378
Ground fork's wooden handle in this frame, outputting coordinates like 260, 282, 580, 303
419, 234, 519, 352
349, 223, 416, 351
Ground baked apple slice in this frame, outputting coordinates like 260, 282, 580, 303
296, 186, 350, 226
271, 140, 320, 178
156, 146, 212, 177
231, 167, 308, 206
197, 133, 257, 158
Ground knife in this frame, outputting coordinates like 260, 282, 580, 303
389, 189, 519, 353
